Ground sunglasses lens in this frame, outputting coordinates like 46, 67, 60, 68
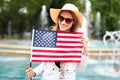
59, 16, 64, 22
65, 18, 73, 24
59, 16, 73, 24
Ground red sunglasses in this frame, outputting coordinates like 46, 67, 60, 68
58, 16, 73, 24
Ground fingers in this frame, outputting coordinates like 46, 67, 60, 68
26, 68, 32, 73
81, 35, 89, 44
81, 35, 89, 56
25, 68, 36, 78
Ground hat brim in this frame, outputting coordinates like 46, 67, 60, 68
50, 8, 83, 28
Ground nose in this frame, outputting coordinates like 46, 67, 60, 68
61, 20, 66, 24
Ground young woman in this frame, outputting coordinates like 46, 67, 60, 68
26, 3, 89, 80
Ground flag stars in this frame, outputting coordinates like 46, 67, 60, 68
33, 30, 57, 48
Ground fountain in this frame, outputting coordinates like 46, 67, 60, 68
95, 12, 101, 39
82, 0, 94, 38
7, 20, 12, 37
94, 30, 120, 78
18, 7, 27, 15
78, 16, 88, 36
103, 31, 120, 48
85, 0, 92, 20
40, 5, 49, 30
78, 0, 92, 37
81, 0, 120, 78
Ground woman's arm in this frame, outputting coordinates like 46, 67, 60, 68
78, 35, 89, 72
78, 54, 89, 72
33, 62, 47, 75
81, 35, 89, 56
26, 62, 47, 78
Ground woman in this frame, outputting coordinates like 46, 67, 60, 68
26, 3, 89, 80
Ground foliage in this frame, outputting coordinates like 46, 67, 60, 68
91, 0, 120, 33
0, 0, 120, 39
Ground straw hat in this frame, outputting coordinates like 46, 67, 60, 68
50, 3, 83, 28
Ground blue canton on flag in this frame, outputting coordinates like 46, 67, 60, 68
33, 30, 57, 48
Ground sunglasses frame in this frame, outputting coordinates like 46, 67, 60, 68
58, 15, 73, 24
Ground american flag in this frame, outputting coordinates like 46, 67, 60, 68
31, 29, 83, 62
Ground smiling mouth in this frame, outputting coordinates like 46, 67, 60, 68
60, 25, 66, 28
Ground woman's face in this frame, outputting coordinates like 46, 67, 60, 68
58, 11, 74, 31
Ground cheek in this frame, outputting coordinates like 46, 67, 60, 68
67, 24, 73, 29
58, 21, 73, 31
64, 24, 72, 31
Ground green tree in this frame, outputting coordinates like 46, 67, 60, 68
0, 0, 120, 39
91, 0, 120, 35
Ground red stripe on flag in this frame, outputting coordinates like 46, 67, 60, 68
58, 31, 83, 34
32, 60, 81, 62
57, 41, 82, 43
57, 36, 82, 38
32, 55, 81, 58
56, 46, 83, 48
32, 49, 82, 53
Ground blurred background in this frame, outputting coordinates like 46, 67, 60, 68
0, 0, 120, 80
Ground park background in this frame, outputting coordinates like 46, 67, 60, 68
0, 0, 120, 80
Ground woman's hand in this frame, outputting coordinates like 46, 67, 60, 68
81, 35, 89, 56
25, 68, 36, 78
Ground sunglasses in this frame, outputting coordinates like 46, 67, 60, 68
58, 16, 73, 24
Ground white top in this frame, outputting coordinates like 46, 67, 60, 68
33, 55, 89, 80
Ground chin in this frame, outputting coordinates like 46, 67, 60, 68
60, 28, 68, 31
60, 29, 66, 31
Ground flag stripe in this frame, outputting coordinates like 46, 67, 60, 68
32, 47, 83, 51
56, 43, 82, 46
57, 35, 82, 38
58, 31, 83, 34
32, 52, 82, 56
32, 57, 81, 60
56, 46, 83, 48
31, 57, 82, 62
57, 40, 82, 43
32, 55, 81, 58
32, 60, 81, 62
32, 49, 82, 53
57, 38, 81, 41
